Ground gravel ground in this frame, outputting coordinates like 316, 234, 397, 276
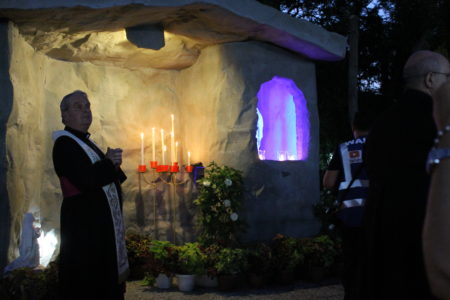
125, 278, 344, 300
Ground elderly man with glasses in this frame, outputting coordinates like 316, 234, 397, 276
360, 50, 449, 300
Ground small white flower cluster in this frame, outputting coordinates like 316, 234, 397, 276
224, 178, 232, 186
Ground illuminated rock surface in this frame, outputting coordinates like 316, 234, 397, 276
0, 0, 346, 266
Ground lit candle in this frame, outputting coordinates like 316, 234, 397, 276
171, 114, 175, 164
162, 145, 167, 165
152, 127, 156, 162
175, 141, 178, 163
140, 132, 144, 165
188, 151, 191, 166
160, 129, 165, 163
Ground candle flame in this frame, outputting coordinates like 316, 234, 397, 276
188, 151, 191, 157
163, 145, 167, 151
176, 141, 178, 147
140, 132, 144, 139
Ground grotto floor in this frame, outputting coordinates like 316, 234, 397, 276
125, 278, 344, 299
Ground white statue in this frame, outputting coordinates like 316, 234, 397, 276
3, 213, 40, 274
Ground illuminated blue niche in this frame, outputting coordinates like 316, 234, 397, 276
256, 76, 310, 161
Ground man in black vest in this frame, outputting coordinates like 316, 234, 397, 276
52, 90, 129, 300
362, 50, 449, 299
323, 111, 371, 300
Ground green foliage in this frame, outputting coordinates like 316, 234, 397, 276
125, 233, 153, 279
175, 242, 205, 275
246, 242, 272, 274
0, 261, 59, 300
214, 247, 248, 275
270, 234, 304, 272
141, 272, 156, 287
301, 235, 338, 268
148, 240, 176, 276
200, 243, 222, 277
194, 161, 246, 247
313, 189, 342, 240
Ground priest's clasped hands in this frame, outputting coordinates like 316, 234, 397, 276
106, 147, 123, 167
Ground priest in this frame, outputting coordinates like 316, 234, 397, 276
52, 90, 129, 300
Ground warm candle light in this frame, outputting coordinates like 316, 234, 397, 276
140, 132, 144, 165
160, 128, 164, 163
152, 127, 156, 162
162, 145, 167, 165
175, 141, 179, 164
170, 114, 175, 164
188, 151, 191, 166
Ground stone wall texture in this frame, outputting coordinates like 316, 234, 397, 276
4, 22, 319, 262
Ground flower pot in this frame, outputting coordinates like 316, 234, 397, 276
176, 274, 196, 292
276, 269, 295, 285
248, 272, 266, 288
195, 274, 218, 288
309, 266, 326, 282
156, 273, 171, 289
218, 274, 239, 291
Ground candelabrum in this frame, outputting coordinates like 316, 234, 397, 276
136, 161, 198, 242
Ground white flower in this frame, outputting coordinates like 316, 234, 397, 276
223, 199, 231, 207
203, 180, 211, 187
224, 178, 232, 186
230, 212, 238, 221
328, 224, 335, 230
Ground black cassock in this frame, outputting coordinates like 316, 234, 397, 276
360, 89, 436, 299
53, 126, 127, 300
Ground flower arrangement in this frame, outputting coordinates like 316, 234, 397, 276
148, 240, 176, 276
174, 242, 206, 275
301, 235, 337, 268
214, 247, 248, 275
270, 234, 304, 272
194, 161, 245, 247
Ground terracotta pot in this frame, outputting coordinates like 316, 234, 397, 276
276, 269, 295, 285
248, 273, 266, 288
218, 274, 239, 291
309, 266, 326, 282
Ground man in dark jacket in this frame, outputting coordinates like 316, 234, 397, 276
52, 90, 129, 300
361, 50, 450, 299
323, 111, 371, 300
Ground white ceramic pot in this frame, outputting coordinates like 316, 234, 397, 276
195, 274, 218, 288
176, 274, 196, 292
156, 273, 171, 289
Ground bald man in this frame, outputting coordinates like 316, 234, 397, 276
360, 51, 449, 299
423, 81, 450, 300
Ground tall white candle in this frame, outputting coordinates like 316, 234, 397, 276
188, 151, 191, 166
160, 129, 165, 164
162, 145, 167, 165
171, 114, 175, 164
140, 132, 144, 165
175, 141, 178, 164
152, 127, 156, 161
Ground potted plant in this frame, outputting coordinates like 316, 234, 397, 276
125, 233, 152, 280
196, 243, 220, 288
214, 247, 248, 291
303, 235, 337, 282
148, 240, 176, 289
270, 234, 304, 284
246, 243, 272, 288
174, 242, 205, 292
194, 162, 246, 247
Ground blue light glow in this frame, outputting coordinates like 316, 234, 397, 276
256, 76, 310, 161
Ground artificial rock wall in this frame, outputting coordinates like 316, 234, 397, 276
5, 22, 319, 261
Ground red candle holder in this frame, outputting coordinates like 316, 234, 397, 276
170, 162, 180, 173
185, 165, 194, 173
150, 161, 158, 169
156, 165, 169, 173
138, 165, 147, 173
